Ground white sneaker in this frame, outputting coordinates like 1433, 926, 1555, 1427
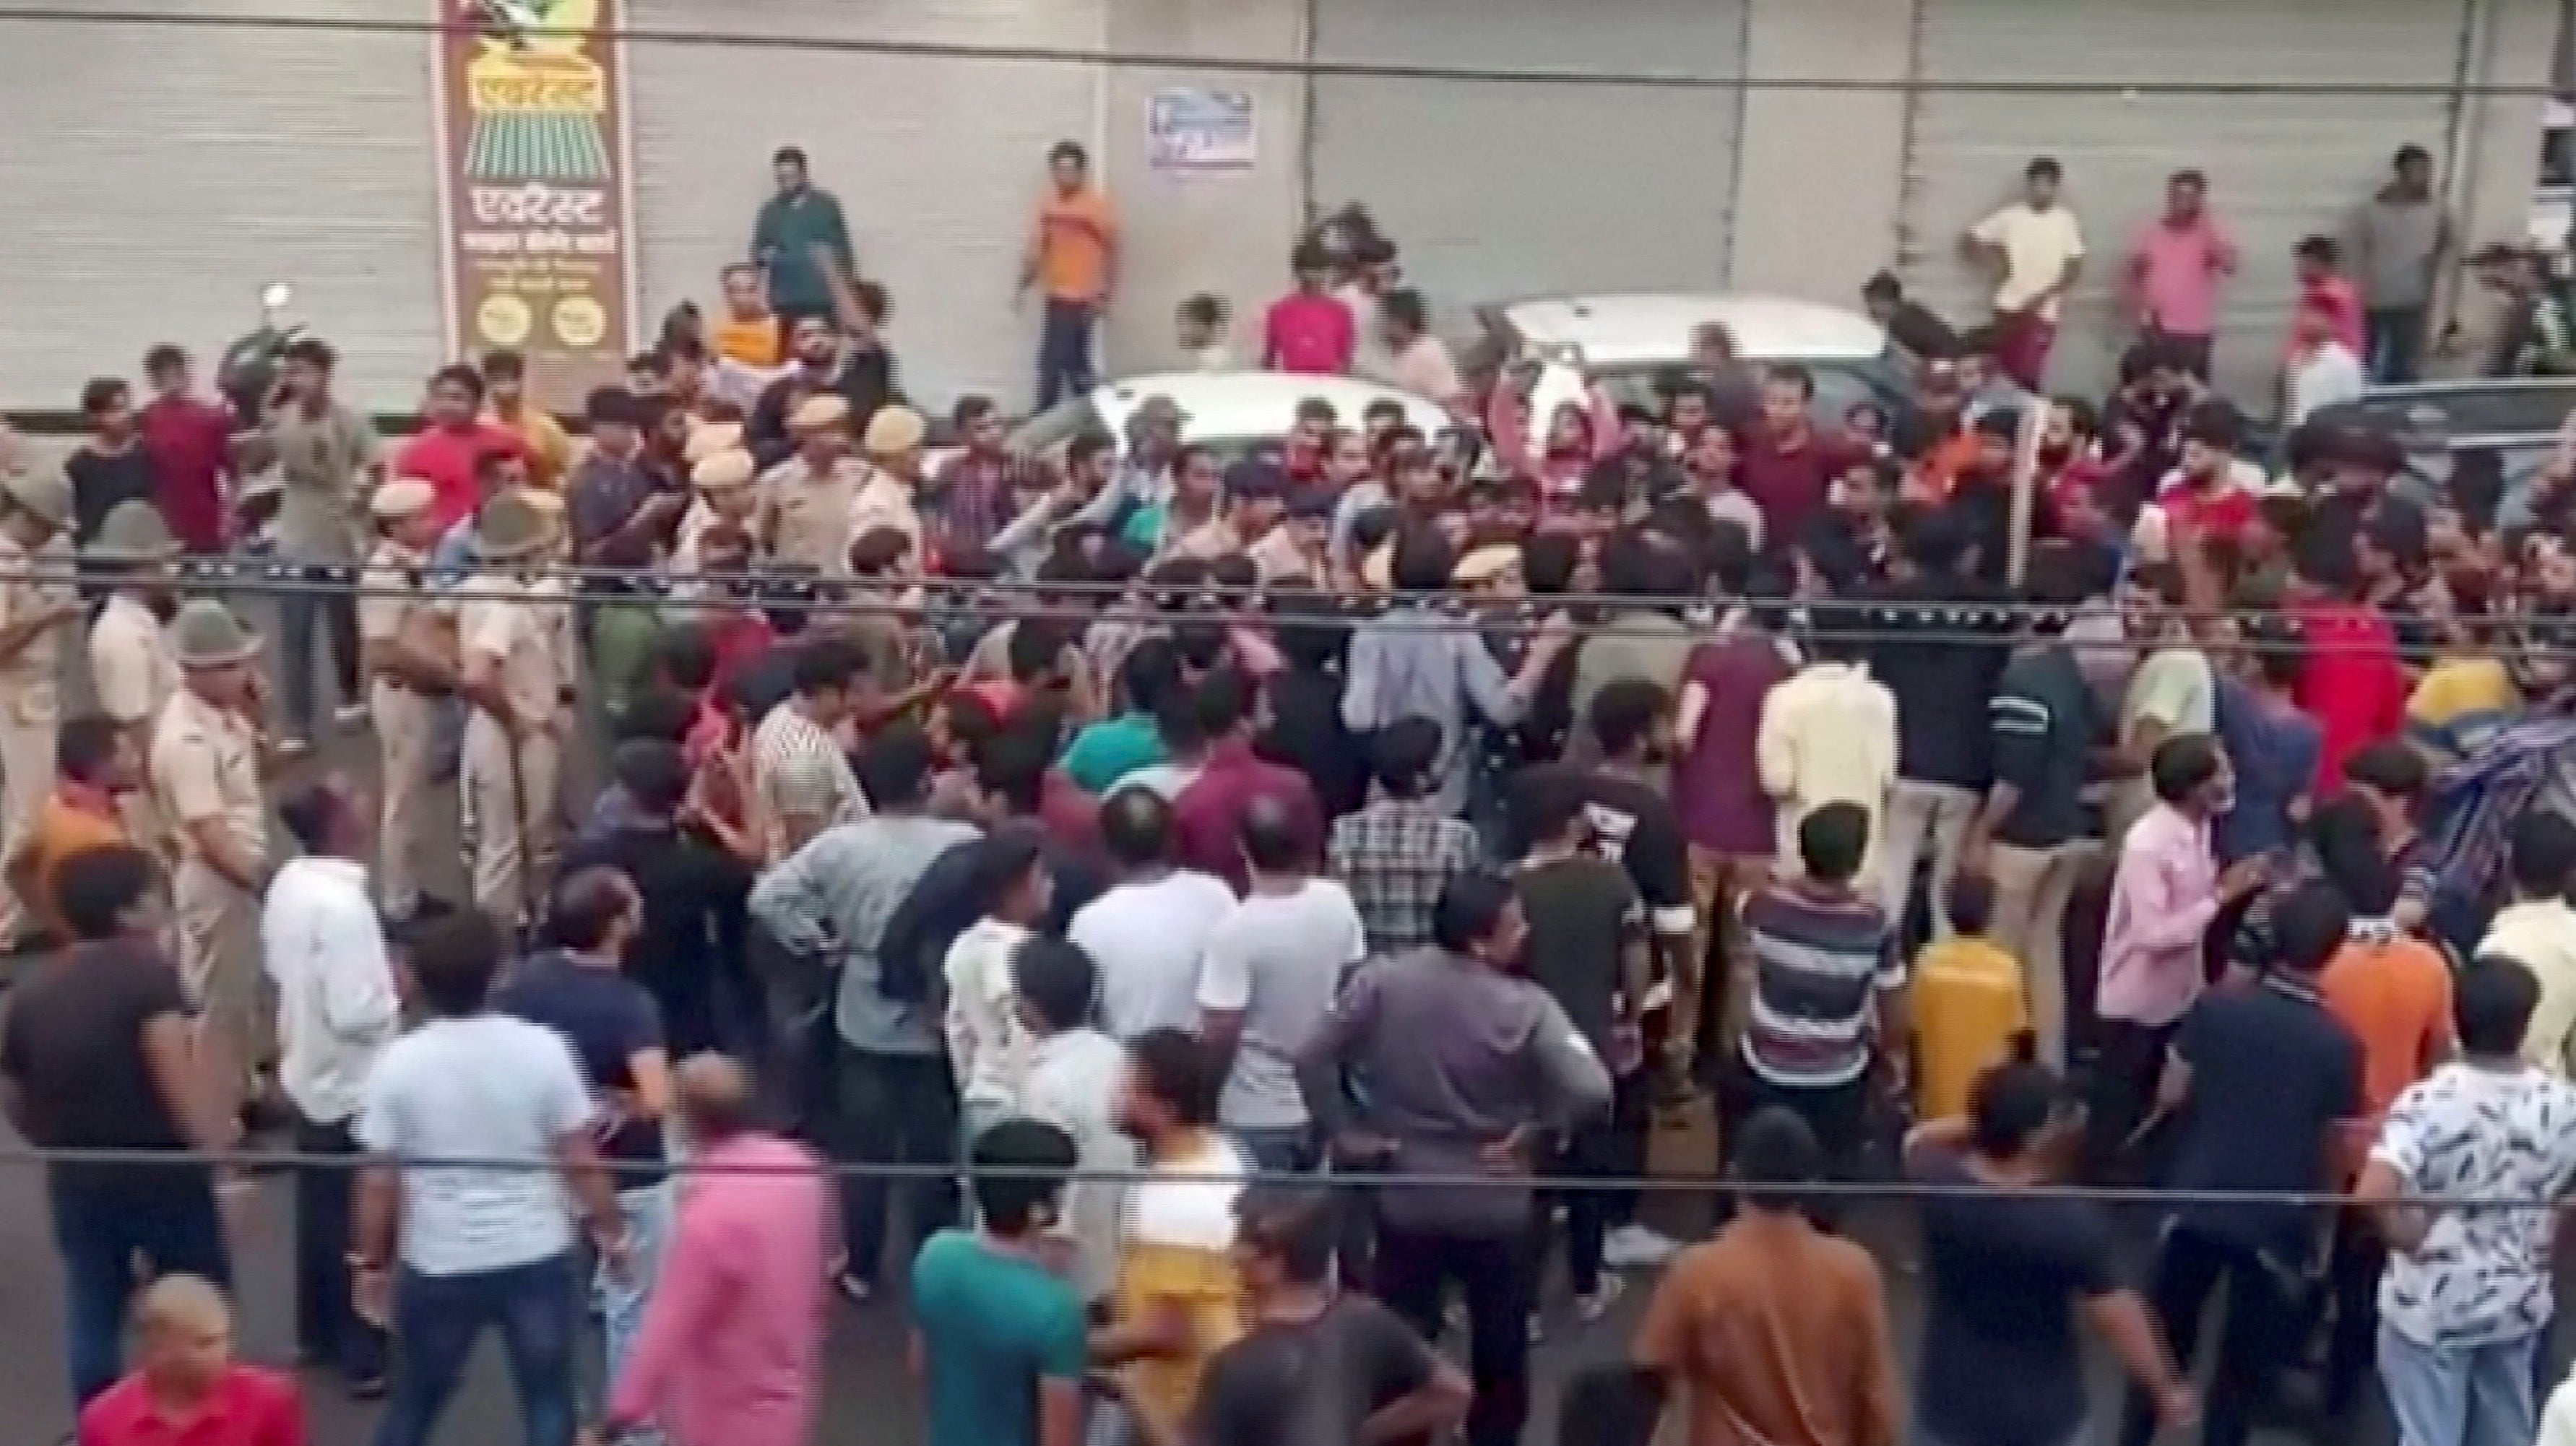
275, 735, 313, 761
1602, 1224, 1680, 1268
1575, 1274, 1628, 1322
334, 701, 371, 729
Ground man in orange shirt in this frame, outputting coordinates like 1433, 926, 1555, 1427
4, 714, 136, 948
1021, 139, 1118, 410
2312, 802, 2453, 1423
712, 262, 783, 370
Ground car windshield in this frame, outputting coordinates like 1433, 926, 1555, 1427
1589, 353, 1911, 429
1006, 394, 1105, 459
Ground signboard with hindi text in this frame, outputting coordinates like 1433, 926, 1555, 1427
431, 0, 636, 414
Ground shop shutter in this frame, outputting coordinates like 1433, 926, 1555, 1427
627, 0, 1107, 409
1896, 0, 2474, 401
0, 0, 441, 411
1306, 0, 1751, 334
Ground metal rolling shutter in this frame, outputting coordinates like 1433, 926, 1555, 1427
1896, 0, 2473, 402
628, 0, 1107, 409
1307, 0, 1750, 332
0, 1, 441, 412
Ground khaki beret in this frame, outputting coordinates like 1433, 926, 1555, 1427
683, 420, 745, 464
790, 394, 851, 433
864, 404, 928, 456
370, 477, 438, 521
691, 449, 758, 493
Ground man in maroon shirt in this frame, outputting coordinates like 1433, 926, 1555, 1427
77, 1275, 305, 1446
1171, 667, 1320, 893
138, 346, 235, 555
391, 365, 526, 532
1735, 364, 1859, 546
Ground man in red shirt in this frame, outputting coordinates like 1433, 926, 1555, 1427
1737, 363, 1860, 544
2151, 400, 2258, 545
2290, 529, 2408, 794
77, 1275, 304, 1446
1260, 241, 1357, 375
1171, 668, 1319, 893
137, 347, 235, 555
390, 365, 525, 531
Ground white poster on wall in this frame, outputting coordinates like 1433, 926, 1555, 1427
1149, 87, 1256, 174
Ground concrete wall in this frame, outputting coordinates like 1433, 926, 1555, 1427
1099, 0, 1309, 376
2448, 0, 2563, 355
1730, 0, 1917, 306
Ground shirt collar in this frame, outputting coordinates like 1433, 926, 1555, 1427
56, 779, 119, 818
2262, 972, 2325, 1008
285, 854, 371, 890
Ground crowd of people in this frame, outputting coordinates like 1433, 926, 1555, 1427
8, 130, 2576, 1446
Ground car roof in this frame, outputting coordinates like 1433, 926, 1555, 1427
1093, 371, 1451, 441
1498, 293, 1887, 368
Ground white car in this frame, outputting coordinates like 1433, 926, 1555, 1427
1492, 292, 1911, 441
1008, 370, 1453, 461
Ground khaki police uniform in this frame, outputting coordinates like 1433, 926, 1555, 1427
152, 683, 269, 1111
88, 592, 180, 854
358, 537, 441, 919
759, 454, 868, 576
0, 529, 73, 937
458, 571, 571, 928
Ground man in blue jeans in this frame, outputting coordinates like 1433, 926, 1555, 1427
352, 909, 631, 1446
0, 844, 239, 1408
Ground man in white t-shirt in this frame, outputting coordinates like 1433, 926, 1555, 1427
1965, 156, 2086, 390
2360, 956, 2576, 1446
1196, 797, 1368, 1171
350, 909, 629, 1446
2286, 295, 2366, 425
1071, 788, 1240, 1039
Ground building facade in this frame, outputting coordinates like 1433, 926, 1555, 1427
0, 0, 2555, 412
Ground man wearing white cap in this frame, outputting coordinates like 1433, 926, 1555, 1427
760, 394, 866, 575
152, 599, 273, 1121
457, 491, 574, 930
359, 479, 457, 922
83, 501, 185, 856
0, 465, 80, 942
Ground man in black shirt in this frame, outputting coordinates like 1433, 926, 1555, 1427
1193, 1184, 1469, 1446
1870, 510, 2007, 939
1, 844, 235, 1407
493, 865, 674, 1387
64, 376, 160, 549
1556, 679, 1696, 1101
1516, 768, 1659, 1302
2121, 880, 2361, 1446
1862, 271, 1964, 362
560, 740, 752, 1057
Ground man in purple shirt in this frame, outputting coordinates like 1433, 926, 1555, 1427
1737, 365, 1863, 545
1172, 668, 1321, 895
1670, 526, 1791, 1065
2128, 170, 2239, 379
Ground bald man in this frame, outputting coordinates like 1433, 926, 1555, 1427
77, 1275, 304, 1445
606, 1055, 828, 1446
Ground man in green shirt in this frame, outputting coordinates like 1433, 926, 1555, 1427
911, 1117, 1089, 1446
1061, 638, 1179, 793
752, 145, 857, 329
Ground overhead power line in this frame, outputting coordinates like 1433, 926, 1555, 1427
0, 5, 2556, 97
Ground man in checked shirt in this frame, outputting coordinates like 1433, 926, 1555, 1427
1328, 717, 1482, 958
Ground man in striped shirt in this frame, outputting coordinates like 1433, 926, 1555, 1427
1728, 801, 1907, 1187
750, 635, 871, 866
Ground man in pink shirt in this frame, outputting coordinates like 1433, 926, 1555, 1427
608, 1055, 826, 1446
138, 345, 235, 554
1261, 241, 1357, 375
2128, 170, 2239, 379
2086, 733, 2266, 1179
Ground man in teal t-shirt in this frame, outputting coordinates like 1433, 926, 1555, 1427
1060, 638, 1178, 794
912, 1118, 1089, 1446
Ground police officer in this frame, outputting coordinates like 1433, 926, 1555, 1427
456, 490, 572, 930
357, 478, 454, 922
84, 500, 183, 856
759, 394, 865, 574
152, 599, 272, 1120
0, 465, 79, 941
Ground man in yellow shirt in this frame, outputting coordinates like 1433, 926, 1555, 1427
1021, 140, 1118, 410
712, 263, 782, 370
482, 348, 574, 490
1911, 873, 2031, 1120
